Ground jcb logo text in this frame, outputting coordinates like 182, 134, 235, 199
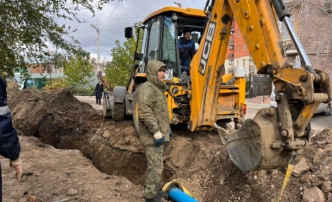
199, 22, 216, 75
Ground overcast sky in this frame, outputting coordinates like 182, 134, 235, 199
62, 0, 205, 62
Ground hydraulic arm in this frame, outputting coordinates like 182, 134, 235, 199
190, 0, 332, 171
114, 0, 330, 172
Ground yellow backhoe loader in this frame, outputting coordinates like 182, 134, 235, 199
103, 0, 331, 172
103, 5, 247, 129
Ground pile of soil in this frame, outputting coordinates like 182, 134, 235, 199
3, 86, 332, 201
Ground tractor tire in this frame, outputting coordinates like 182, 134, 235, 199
112, 102, 126, 121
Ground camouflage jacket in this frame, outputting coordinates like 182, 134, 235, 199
136, 61, 170, 147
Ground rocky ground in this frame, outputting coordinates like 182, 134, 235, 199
2, 85, 332, 202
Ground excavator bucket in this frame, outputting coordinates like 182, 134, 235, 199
215, 107, 304, 172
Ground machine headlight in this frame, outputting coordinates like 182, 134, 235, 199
172, 117, 179, 124
172, 87, 179, 94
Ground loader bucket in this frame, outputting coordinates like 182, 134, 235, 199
215, 107, 303, 172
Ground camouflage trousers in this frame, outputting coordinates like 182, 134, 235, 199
144, 145, 164, 199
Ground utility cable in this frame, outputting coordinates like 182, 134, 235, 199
100, 0, 122, 31
100, 33, 116, 41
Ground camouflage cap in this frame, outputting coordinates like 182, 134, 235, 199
158, 66, 167, 71
147, 60, 166, 74
146, 60, 167, 89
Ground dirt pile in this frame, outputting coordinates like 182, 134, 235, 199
5, 87, 332, 202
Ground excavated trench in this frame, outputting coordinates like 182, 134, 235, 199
8, 87, 332, 202
9, 88, 155, 185
8, 88, 237, 201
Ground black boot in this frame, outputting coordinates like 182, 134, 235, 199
145, 198, 161, 202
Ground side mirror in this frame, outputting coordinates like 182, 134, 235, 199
125, 27, 133, 38
135, 52, 143, 61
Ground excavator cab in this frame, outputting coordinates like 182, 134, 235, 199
132, 8, 206, 80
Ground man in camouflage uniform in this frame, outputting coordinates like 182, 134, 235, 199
136, 60, 171, 202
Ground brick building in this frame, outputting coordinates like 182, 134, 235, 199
286, 0, 332, 80
225, 1, 332, 82
28, 62, 64, 74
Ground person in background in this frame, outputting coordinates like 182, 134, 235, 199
0, 76, 23, 201
178, 28, 195, 75
94, 80, 104, 105
135, 60, 173, 202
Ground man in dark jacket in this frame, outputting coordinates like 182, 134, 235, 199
178, 28, 195, 75
94, 80, 104, 105
0, 77, 22, 201
136, 61, 171, 202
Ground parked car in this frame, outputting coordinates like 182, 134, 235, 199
270, 89, 332, 116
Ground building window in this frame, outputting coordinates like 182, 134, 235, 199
243, 59, 245, 66
238, 29, 240, 38
236, 60, 239, 67
237, 45, 240, 53
244, 44, 246, 52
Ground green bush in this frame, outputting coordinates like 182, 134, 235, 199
70, 85, 95, 96
43, 77, 67, 90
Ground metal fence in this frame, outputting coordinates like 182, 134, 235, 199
25, 78, 47, 89
246, 74, 272, 98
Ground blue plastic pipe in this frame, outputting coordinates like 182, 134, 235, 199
168, 187, 198, 202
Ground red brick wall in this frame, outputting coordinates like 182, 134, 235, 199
28, 63, 55, 74
29, 64, 45, 74
226, 18, 250, 61
233, 19, 249, 58
226, 18, 235, 60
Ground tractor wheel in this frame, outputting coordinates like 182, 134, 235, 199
112, 102, 126, 121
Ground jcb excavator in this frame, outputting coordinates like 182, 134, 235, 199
103, 0, 331, 178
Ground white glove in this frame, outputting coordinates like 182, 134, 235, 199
153, 131, 166, 147
153, 131, 163, 140
10, 158, 22, 180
